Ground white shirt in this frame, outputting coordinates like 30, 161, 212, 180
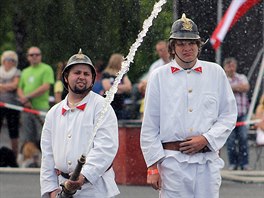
148, 58, 166, 75
141, 58, 166, 81
140, 59, 237, 167
40, 91, 119, 198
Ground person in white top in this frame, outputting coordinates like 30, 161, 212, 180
138, 41, 170, 119
140, 13, 237, 198
40, 49, 119, 198
147, 41, 171, 78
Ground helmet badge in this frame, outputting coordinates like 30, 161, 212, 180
180, 13, 193, 31
76, 48, 85, 59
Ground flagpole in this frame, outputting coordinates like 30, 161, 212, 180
216, 0, 222, 65
173, 0, 178, 21
247, 47, 264, 81
247, 56, 264, 121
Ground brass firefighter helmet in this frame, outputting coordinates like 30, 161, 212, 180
62, 49, 96, 89
169, 13, 200, 40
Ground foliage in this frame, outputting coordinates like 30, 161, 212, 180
0, 0, 173, 83
132, 0, 172, 82
0, 1, 15, 53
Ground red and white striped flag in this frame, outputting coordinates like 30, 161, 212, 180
210, 0, 261, 50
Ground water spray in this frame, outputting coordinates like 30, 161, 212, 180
84, 0, 167, 155
57, 2, 167, 196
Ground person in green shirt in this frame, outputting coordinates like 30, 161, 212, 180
17, 46, 54, 147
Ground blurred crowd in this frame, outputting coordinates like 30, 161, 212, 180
0, 43, 263, 170
0, 44, 166, 168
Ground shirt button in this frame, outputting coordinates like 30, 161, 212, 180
68, 134, 71, 138
188, 89, 192, 93
71, 109, 74, 112
189, 108, 193, 112
187, 70, 191, 74
68, 161, 72, 165
190, 128, 193, 132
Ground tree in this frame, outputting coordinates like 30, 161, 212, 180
0, 0, 172, 83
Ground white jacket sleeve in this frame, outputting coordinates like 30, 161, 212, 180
40, 110, 59, 198
140, 72, 165, 167
81, 104, 119, 184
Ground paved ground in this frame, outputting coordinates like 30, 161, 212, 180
1, 123, 264, 197
0, 170, 264, 198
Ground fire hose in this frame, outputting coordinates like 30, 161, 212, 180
56, 155, 86, 198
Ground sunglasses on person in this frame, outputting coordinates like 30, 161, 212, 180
28, 53, 41, 57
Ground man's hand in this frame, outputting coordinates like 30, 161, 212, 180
64, 174, 86, 192
49, 189, 61, 198
232, 83, 249, 93
147, 164, 161, 190
147, 172, 161, 190
179, 135, 208, 154
18, 96, 32, 108
0, 83, 6, 93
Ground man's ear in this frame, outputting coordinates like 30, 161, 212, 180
64, 74, 68, 83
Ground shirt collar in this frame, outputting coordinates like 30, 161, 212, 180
170, 60, 183, 73
61, 94, 89, 115
61, 103, 87, 115
62, 107, 67, 115
170, 60, 203, 74
193, 66, 202, 73
170, 66, 181, 73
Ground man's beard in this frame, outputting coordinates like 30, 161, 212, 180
69, 84, 91, 94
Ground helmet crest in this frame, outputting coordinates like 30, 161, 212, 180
75, 49, 85, 59
180, 14, 193, 31
169, 13, 200, 40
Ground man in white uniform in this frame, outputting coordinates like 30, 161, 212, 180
40, 49, 119, 198
140, 14, 237, 198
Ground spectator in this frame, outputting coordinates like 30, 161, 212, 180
223, 57, 251, 170
40, 49, 119, 197
92, 59, 105, 96
145, 40, 171, 79
17, 46, 54, 147
254, 94, 264, 145
138, 80, 147, 120
17, 141, 41, 168
137, 41, 170, 119
0, 146, 19, 167
54, 61, 67, 103
0, 50, 21, 158
140, 13, 237, 198
102, 53, 132, 119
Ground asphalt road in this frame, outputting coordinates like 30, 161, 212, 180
1, 123, 264, 198
0, 170, 264, 198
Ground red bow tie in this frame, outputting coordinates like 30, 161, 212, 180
171, 67, 180, 73
194, 67, 202, 73
61, 103, 87, 115
171, 66, 202, 74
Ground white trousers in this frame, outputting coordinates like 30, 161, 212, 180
158, 157, 224, 198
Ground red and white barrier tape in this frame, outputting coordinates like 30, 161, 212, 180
236, 119, 261, 127
0, 101, 262, 126
0, 101, 47, 117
